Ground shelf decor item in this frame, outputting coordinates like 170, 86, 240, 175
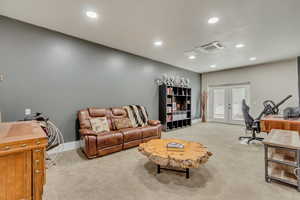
201, 90, 208, 122
155, 74, 191, 88
159, 84, 192, 131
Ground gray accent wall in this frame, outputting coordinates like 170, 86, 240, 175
0, 16, 201, 142
298, 56, 300, 104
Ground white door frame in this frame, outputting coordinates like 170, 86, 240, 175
208, 86, 228, 123
208, 83, 251, 125
228, 84, 250, 124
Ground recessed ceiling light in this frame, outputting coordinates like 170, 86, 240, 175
208, 17, 219, 24
249, 57, 257, 61
235, 44, 245, 48
189, 55, 196, 60
210, 64, 216, 68
154, 40, 163, 47
86, 11, 98, 19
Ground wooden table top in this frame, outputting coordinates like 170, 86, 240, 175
138, 139, 212, 168
261, 115, 300, 122
262, 129, 300, 149
0, 121, 47, 145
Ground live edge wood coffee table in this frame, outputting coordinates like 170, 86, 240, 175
138, 139, 212, 178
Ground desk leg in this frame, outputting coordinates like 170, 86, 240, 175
265, 145, 271, 183
297, 150, 300, 192
157, 165, 161, 174
186, 168, 190, 179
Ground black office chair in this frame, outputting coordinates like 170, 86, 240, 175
239, 99, 264, 144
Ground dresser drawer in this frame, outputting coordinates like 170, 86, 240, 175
0, 140, 47, 156
32, 148, 46, 200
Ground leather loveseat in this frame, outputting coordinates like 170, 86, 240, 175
78, 107, 162, 159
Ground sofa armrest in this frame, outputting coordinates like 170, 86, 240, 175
79, 129, 98, 136
148, 120, 161, 126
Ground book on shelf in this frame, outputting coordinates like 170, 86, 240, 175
167, 107, 172, 113
167, 115, 172, 122
167, 88, 173, 95
172, 102, 177, 111
167, 98, 172, 104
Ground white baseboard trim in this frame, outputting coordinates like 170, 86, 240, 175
47, 140, 80, 154
192, 118, 201, 124
63, 140, 81, 151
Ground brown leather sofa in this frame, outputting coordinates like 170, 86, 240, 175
78, 107, 162, 159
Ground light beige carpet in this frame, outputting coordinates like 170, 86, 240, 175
43, 122, 300, 200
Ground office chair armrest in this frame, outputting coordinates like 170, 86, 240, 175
251, 120, 261, 132
251, 120, 259, 127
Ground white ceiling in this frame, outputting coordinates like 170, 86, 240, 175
1, 0, 300, 73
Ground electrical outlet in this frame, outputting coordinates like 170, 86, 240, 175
25, 109, 31, 116
0, 73, 3, 81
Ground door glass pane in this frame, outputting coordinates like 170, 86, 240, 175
232, 87, 247, 121
213, 89, 225, 119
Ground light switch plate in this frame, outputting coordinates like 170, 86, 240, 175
25, 109, 31, 116
0, 73, 3, 81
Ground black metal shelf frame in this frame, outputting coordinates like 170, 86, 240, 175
159, 84, 192, 132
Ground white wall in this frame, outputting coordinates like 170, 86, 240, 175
202, 59, 299, 118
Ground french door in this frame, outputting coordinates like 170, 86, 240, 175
208, 84, 250, 124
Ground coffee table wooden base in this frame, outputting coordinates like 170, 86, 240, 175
157, 165, 190, 179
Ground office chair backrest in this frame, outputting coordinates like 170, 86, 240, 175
242, 99, 254, 130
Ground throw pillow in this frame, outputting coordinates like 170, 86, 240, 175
114, 118, 133, 130
89, 117, 110, 133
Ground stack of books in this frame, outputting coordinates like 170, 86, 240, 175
167, 142, 185, 151
167, 88, 173, 95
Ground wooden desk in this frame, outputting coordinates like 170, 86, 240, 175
0, 121, 47, 200
261, 115, 300, 133
263, 129, 300, 191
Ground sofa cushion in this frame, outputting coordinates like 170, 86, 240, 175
111, 108, 127, 118
141, 125, 159, 138
97, 131, 123, 149
87, 108, 114, 130
88, 108, 107, 117
114, 118, 133, 130
121, 128, 142, 142
90, 117, 110, 133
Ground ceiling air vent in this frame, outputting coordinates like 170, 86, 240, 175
197, 41, 225, 53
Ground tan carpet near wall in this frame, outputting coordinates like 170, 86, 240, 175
44, 123, 300, 200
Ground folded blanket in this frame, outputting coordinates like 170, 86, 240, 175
123, 105, 149, 127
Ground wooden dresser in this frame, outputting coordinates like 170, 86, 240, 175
0, 121, 48, 200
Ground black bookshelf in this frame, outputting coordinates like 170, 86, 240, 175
159, 84, 192, 131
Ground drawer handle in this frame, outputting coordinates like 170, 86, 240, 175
35, 170, 40, 174
35, 149, 41, 152
36, 141, 41, 145
294, 168, 300, 176
35, 160, 40, 163
20, 144, 27, 147
3, 146, 10, 150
